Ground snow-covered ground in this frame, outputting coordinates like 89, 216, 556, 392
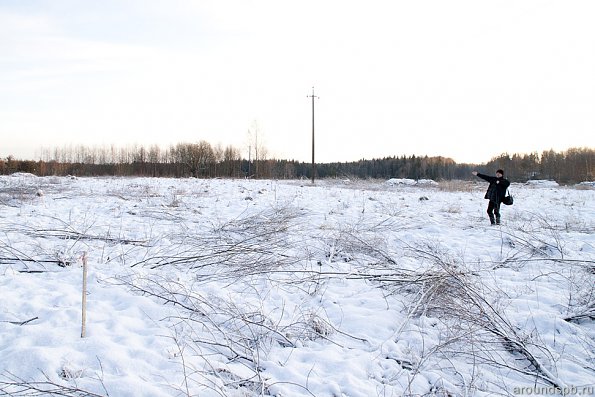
0, 175, 594, 397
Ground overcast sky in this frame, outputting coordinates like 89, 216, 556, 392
1, 0, 594, 164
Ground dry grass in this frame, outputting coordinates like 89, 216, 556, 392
438, 180, 476, 192
574, 184, 595, 191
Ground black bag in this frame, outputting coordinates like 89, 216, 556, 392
502, 189, 513, 205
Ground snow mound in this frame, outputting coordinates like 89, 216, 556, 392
417, 179, 438, 186
10, 172, 38, 178
386, 178, 437, 186
386, 178, 416, 186
525, 179, 559, 187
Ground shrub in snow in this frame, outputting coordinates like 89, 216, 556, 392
305, 313, 333, 340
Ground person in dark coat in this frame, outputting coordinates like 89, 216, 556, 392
472, 169, 510, 225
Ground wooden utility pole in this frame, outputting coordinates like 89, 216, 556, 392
307, 87, 319, 184
248, 142, 251, 177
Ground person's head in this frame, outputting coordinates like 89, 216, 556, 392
496, 169, 504, 177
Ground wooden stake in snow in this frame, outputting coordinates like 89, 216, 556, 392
81, 252, 88, 338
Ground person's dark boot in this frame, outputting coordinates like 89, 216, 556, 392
489, 215, 496, 225
496, 216, 501, 225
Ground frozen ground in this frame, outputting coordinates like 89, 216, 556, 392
0, 175, 594, 396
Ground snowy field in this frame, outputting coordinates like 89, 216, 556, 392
0, 174, 594, 397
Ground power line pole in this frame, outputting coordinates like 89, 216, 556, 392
307, 87, 319, 184
247, 143, 251, 178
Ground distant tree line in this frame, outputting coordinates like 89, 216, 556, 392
0, 143, 593, 184
483, 148, 594, 184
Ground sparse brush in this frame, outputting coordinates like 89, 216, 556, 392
0, 371, 104, 397
131, 204, 303, 278
389, 242, 570, 392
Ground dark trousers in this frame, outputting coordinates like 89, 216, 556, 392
487, 200, 501, 224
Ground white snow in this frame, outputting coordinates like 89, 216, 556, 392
0, 176, 594, 396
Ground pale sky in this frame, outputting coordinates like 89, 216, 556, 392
1, 1, 594, 164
